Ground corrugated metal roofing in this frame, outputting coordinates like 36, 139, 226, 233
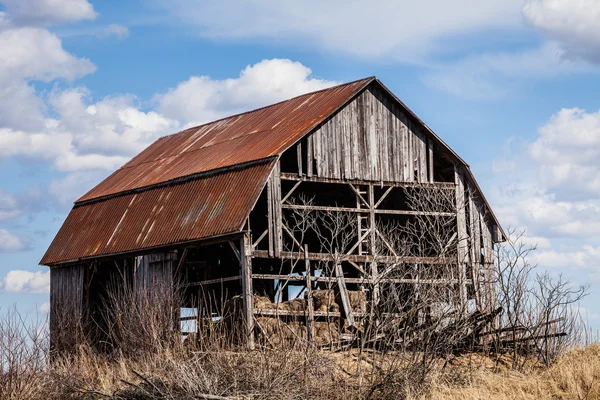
78, 77, 374, 203
41, 160, 274, 265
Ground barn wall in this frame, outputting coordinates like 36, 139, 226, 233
134, 252, 177, 294
310, 85, 432, 183
49, 264, 85, 353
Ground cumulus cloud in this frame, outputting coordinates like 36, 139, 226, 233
0, 229, 29, 252
490, 106, 600, 283
529, 108, 600, 199
0, 0, 97, 26
0, 270, 50, 293
156, 59, 337, 126
523, 0, 600, 63
158, 0, 522, 62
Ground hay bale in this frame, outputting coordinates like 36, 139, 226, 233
347, 290, 367, 313
312, 290, 338, 312
279, 298, 306, 312
254, 295, 277, 310
314, 321, 340, 345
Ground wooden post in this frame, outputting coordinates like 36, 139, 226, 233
454, 166, 469, 307
335, 259, 355, 327
304, 245, 314, 343
240, 233, 255, 349
368, 184, 380, 304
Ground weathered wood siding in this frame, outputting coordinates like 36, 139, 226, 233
49, 264, 85, 352
134, 252, 177, 294
310, 85, 431, 183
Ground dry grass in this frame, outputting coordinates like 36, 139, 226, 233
428, 344, 600, 400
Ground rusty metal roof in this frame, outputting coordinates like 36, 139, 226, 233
41, 160, 274, 265
78, 77, 374, 203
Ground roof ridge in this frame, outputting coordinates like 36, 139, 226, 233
159, 76, 376, 140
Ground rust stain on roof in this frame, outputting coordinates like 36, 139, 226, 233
41, 160, 275, 265
78, 77, 374, 203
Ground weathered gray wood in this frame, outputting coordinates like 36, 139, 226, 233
305, 86, 443, 184
50, 264, 85, 353
296, 142, 302, 176
280, 172, 456, 189
454, 166, 469, 306
427, 138, 434, 183
335, 261, 355, 327
252, 250, 454, 264
281, 203, 455, 217
306, 135, 313, 177
304, 245, 314, 343
240, 233, 254, 349
186, 275, 241, 287
252, 273, 471, 285
368, 184, 380, 304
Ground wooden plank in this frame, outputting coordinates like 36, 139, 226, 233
186, 275, 241, 287
240, 234, 255, 349
251, 273, 470, 285
252, 250, 454, 265
368, 184, 380, 304
296, 142, 302, 177
306, 134, 313, 177
427, 138, 434, 183
304, 245, 314, 343
266, 172, 274, 257
281, 203, 454, 217
228, 241, 241, 263
273, 162, 282, 258
335, 261, 355, 326
279, 172, 456, 189
454, 166, 469, 306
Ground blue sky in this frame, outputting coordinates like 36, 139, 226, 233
1, 0, 600, 326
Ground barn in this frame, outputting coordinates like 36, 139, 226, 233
41, 77, 504, 351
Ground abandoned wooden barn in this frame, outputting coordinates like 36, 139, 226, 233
41, 77, 505, 351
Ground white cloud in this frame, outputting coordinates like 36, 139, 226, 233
156, 58, 338, 126
100, 24, 129, 39
422, 42, 593, 99
490, 106, 600, 283
0, 190, 20, 221
0, 0, 97, 26
523, 0, 600, 63
534, 245, 600, 270
529, 108, 600, 198
0, 270, 49, 293
158, 0, 523, 62
39, 301, 50, 313
0, 27, 96, 131
0, 229, 28, 252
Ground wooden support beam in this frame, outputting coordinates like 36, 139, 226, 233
454, 166, 469, 307
335, 261, 355, 326
186, 275, 241, 287
251, 273, 470, 285
374, 186, 394, 209
252, 250, 454, 265
304, 245, 314, 343
281, 204, 454, 217
228, 241, 241, 263
240, 233, 254, 349
252, 229, 268, 249
281, 180, 302, 204
369, 184, 380, 305
280, 172, 455, 189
